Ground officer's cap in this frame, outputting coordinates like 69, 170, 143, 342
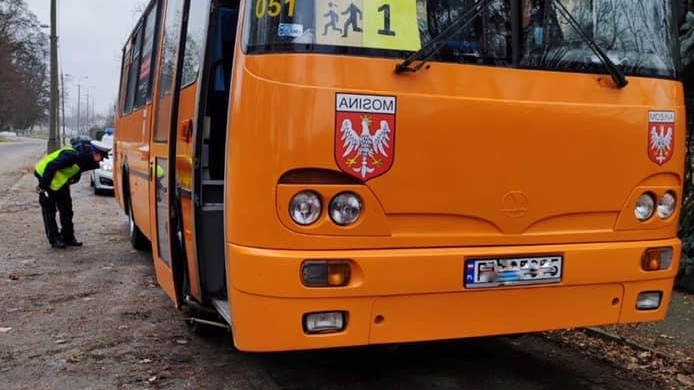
90, 140, 111, 157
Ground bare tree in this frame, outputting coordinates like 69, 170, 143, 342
0, 0, 49, 132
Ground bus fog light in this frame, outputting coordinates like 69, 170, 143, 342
634, 193, 655, 221
289, 191, 322, 226
657, 192, 677, 219
329, 192, 362, 226
304, 312, 345, 334
302, 261, 351, 287
636, 292, 662, 310
642, 247, 673, 271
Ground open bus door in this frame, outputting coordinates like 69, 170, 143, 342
149, 0, 191, 306
172, 0, 214, 304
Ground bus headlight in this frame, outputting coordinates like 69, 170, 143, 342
329, 192, 362, 226
289, 191, 322, 226
635, 193, 655, 222
657, 192, 676, 219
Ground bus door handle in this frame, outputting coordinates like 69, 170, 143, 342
138, 146, 149, 162
181, 119, 193, 143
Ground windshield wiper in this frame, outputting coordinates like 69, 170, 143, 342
395, 0, 495, 74
548, 0, 628, 88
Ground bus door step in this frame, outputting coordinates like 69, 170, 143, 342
213, 299, 232, 326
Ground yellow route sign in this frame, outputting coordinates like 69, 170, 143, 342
364, 0, 420, 51
314, 0, 420, 51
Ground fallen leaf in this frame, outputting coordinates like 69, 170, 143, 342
55, 339, 67, 344
677, 374, 694, 387
659, 334, 675, 339
626, 363, 639, 370
8, 274, 19, 281
68, 355, 82, 363
139, 359, 152, 364
0, 327, 11, 333
638, 351, 652, 359
82, 297, 94, 301
176, 339, 188, 345
148, 376, 157, 383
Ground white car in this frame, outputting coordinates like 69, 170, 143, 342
91, 151, 114, 194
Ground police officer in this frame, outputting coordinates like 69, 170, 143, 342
34, 140, 111, 249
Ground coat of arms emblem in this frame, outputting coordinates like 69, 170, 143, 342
648, 111, 675, 166
335, 93, 396, 181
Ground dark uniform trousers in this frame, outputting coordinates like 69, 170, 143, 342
38, 186, 74, 244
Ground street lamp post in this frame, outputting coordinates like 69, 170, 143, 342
47, 0, 59, 152
86, 86, 96, 135
76, 76, 88, 135
61, 73, 67, 145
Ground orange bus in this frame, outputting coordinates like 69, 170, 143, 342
114, 0, 685, 352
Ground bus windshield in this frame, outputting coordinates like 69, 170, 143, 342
244, 0, 677, 78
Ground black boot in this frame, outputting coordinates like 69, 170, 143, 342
51, 239, 67, 249
63, 237, 83, 247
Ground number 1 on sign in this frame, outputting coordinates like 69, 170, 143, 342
378, 4, 396, 36
364, 0, 421, 51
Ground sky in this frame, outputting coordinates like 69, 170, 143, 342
25, 0, 147, 117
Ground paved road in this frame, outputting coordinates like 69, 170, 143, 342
0, 142, 668, 390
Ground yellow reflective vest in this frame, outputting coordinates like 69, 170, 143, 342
35, 147, 81, 191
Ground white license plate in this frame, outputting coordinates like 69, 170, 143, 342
464, 255, 563, 289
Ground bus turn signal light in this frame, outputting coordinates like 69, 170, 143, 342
302, 261, 351, 287
641, 248, 673, 271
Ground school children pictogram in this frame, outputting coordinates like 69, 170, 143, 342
315, 0, 363, 47
341, 2, 363, 38
322, 2, 342, 36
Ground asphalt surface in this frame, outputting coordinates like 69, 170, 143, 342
0, 138, 673, 390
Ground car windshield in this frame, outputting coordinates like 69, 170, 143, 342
243, 0, 677, 78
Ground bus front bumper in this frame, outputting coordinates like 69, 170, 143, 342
226, 239, 680, 352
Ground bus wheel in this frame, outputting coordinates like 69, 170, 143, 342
127, 198, 150, 250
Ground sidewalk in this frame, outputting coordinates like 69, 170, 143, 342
546, 291, 694, 390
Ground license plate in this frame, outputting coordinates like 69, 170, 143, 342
464, 255, 563, 289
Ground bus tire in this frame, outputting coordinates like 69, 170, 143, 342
128, 200, 149, 250
124, 175, 150, 251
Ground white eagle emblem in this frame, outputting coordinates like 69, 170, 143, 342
649, 126, 673, 165
340, 115, 392, 179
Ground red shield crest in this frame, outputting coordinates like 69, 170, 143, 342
648, 111, 675, 166
335, 93, 396, 181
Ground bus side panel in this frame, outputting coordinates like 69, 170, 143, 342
116, 108, 152, 240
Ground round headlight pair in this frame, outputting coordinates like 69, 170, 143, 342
634, 192, 676, 222
289, 191, 363, 227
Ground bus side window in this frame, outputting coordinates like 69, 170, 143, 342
124, 25, 143, 114
118, 47, 131, 116
135, 3, 160, 108
180, 0, 210, 89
